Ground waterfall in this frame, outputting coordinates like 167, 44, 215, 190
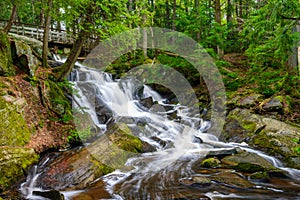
20, 63, 300, 200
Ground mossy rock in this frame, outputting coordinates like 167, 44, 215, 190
89, 123, 143, 169
232, 163, 265, 173
249, 171, 270, 182
0, 97, 31, 146
221, 108, 258, 142
221, 150, 277, 173
221, 108, 300, 169
0, 31, 14, 76
210, 171, 254, 188
200, 157, 221, 168
106, 123, 143, 153
9, 33, 46, 59
0, 147, 39, 191
35, 123, 143, 190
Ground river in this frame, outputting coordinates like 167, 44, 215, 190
20, 63, 300, 200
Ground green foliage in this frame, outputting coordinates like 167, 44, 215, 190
292, 138, 300, 156
24, 75, 38, 86
216, 60, 243, 91
242, 0, 300, 68
157, 53, 200, 86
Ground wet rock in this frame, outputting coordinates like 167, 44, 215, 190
181, 171, 254, 189
140, 96, 155, 109
192, 176, 211, 186
142, 141, 157, 152
0, 147, 38, 191
193, 136, 203, 144
210, 171, 254, 188
32, 190, 65, 200
179, 176, 211, 187
249, 171, 270, 183
0, 31, 14, 76
221, 108, 300, 169
200, 157, 221, 168
221, 150, 277, 173
35, 123, 143, 190
206, 147, 237, 157
150, 136, 167, 147
167, 110, 178, 120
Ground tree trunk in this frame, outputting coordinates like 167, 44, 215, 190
226, 0, 232, 25
172, 0, 176, 30
128, 0, 133, 12
165, 0, 171, 28
238, 0, 243, 18
215, 0, 224, 58
3, 4, 17, 33
57, 31, 87, 81
194, 0, 201, 41
57, 3, 96, 81
42, 0, 53, 68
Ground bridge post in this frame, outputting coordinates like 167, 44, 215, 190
22, 24, 25, 36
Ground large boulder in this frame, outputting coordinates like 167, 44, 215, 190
35, 123, 144, 190
221, 108, 300, 169
11, 39, 39, 76
0, 31, 14, 76
9, 33, 45, 59
0, 95, 31, 146
221, 150, 278, 173
0, 79, 40, 192
0, 147, 38, 191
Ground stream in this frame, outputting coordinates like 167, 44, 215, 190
20, 63, 300, 200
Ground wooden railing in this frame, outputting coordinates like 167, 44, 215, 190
0, 20, 97, 51
0, 20, 74, 44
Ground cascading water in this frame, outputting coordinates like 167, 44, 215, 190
20, 63, 300, 200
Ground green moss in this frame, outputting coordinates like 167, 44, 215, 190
233, 163, 265, 173
200, 157, 221, 168
240, 121, 256, 133
0, 31, 14, 76
0, 97, 31, 146
0, 147, 39, 191
45, 80, 72, 119
249, 171, 270, 180
108, 123, 143, 153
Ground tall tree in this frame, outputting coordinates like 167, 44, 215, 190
215, 0, 224, 57
243, 0, 300, 74
42, 0, 53, 68
3, 0, 19, 33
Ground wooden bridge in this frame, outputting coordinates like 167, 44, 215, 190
0, 20, 96, 52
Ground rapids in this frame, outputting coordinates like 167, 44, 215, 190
20, 64, 300, 200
